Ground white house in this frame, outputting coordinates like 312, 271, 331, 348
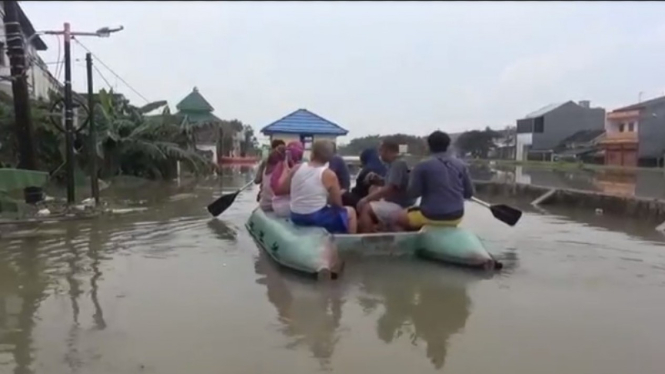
0, 3, 61, 101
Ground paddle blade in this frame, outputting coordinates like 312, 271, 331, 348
207, 192, 239, 217
489, 204, 522, 226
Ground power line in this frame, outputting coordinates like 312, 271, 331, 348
72, 37, 150, 103
92, 63, 113, 90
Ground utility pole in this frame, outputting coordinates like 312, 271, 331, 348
85, 52, 100, 205
3, 1, 41, 203
63, 23, 76, 203
25, 23, 123, 204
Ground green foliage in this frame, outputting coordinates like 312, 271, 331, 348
455, 127, 502, 158
0, 88, 214, 181
216, 119, 258, 157
88, 89, 213, 179
338, 134, 428, 156
0, 95, 65, 173
240, 124, 259, 157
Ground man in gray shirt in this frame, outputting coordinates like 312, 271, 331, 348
396, 130, 474, 230
357, 138, 416, 232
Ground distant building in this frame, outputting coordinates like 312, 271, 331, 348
489, 127, 516, 160
260, 109, 349, 159
552, 129, 605, 163
175, 87, 226, 164
600, 95, 665, 167
0, 3, 61, 100
515, 100, 605, 161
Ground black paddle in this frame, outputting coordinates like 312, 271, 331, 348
207, 180, 254, 217
471, 197, 522, 226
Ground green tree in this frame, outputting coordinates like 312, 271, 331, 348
217, 119, 244, 157
0, 91, 67, 174
87, 89, 213, 179
240, 124, 259, 157
455, 127, 501, 158
338, 134, 428, 156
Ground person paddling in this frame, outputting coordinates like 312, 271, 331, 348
396, 130, 474, 229
255, 139, 286, 185
255, 139, 286, 203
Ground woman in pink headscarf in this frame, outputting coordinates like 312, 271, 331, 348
270, 141, 305, 217
258, 147, 285, 211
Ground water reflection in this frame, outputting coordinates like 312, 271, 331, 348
207, 219, 238, 242
469, 164, 665, 199
254, 251, 343, 371
64, 224, 82, 372
255, 250, 492, 371
0, 235, 49, 374
351, 260, 482, 370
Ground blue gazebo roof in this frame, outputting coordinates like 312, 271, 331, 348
260, 109, 349, 136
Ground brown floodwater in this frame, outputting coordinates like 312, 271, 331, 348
1, 171, 665, 374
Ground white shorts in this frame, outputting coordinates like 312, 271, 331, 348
369, 200, 403, 224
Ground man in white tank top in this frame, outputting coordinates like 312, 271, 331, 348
274, 140, 358, 234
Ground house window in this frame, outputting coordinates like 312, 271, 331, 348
533, 116, 544, 133
628, 122, 635, 132
300, 135, 313, 150
619, 123, 625, 132
0, 43, 5, 66
516, 118, 533, 133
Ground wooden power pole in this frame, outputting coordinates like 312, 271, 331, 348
3, 1, 41, 201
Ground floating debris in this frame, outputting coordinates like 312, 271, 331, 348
108, 207, 149, 215
36, 208, 51, 217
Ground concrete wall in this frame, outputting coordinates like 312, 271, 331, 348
515, 133, 532, 161
532, 102, 606, 150
268, 133, 339, 160
636, 102, 665, 159
473, 180, 665, 224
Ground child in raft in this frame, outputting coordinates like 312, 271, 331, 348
275, 140, 358, 234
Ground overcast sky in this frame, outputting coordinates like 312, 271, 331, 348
22, 1, 665, 142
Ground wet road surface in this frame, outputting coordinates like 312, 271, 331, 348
1, 173, 664, 373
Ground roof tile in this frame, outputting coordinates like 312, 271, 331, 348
261, 109, 348, 136
176, 87, 214, 112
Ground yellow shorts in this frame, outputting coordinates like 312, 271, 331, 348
406, 208, 462, 228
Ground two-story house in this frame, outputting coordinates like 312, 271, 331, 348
0, 3, 60, 101
600, 95, 665, 167
515, 100, 605, 161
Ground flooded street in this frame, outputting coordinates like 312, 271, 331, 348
469, 163, 665, 200
2, 171, 665, 374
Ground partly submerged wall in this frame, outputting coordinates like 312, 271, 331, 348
472, 180, 665, 225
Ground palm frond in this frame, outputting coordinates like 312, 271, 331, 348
138, 100, 168, 114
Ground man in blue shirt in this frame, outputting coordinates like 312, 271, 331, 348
396, 130, 474, 229
328, 143, 350, 192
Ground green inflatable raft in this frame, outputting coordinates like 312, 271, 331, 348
245, 208, 497, 279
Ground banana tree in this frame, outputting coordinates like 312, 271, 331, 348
81, 89, 213, 180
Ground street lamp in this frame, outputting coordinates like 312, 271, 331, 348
95, 26, 124, 38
